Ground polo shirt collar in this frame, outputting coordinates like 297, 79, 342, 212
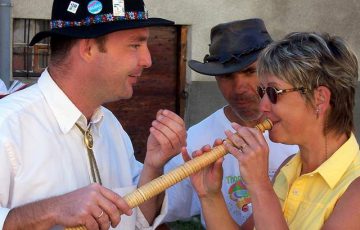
316, 133, 359, 188
281, 133, 359, 189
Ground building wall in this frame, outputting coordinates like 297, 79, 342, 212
144, 0, 360, 81
347, 84, 359, 139
14, 0, 360, 81
12, 0, 360, 139
13, 0, 51, 19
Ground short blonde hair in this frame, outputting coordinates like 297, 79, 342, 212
257, 32, 358, 136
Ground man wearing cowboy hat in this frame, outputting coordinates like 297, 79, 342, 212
0, 0, 186, 229
163, 19, 298, 227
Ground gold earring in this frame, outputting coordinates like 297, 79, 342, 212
316, 107, 320, 118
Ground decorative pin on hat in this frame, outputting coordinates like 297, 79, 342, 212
29, 0, 174, 46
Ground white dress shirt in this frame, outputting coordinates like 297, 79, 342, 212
0, 69, 168, 229
0, 79, 6, 94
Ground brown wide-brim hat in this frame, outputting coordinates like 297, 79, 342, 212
29, 0, 174, 46
188, 18, 272, 76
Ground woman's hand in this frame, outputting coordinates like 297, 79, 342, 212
224, 123, 271, 191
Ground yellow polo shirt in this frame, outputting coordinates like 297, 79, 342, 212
273, 133, 360, 229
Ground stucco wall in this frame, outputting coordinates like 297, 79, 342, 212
12, 0, 52, 19
354, 84, 359, 140
13, 0, 360, 81
144, 0, 360, 82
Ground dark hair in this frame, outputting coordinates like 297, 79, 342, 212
50, 36, 78, 65
50, 35, 107, 65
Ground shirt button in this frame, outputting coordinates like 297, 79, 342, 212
293, 189, 299, 196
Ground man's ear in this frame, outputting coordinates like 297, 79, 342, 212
314, 86, 331, 115
78, 39, 96, 62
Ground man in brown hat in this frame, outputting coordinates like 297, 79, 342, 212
163, 19, 298, 227
0, 0, 185, 229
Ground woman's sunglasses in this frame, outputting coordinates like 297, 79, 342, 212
257, 86, 306, 104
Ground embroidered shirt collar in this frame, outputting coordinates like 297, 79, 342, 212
38, 69, 104, 134
281, 133, 359, 189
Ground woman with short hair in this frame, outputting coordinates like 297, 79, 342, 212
189, 32, 360, 230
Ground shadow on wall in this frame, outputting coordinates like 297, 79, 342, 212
184, 81, 227, 128
185, 81, 360, 141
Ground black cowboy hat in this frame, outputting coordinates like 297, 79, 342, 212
188, 18, 272, 76
29, 0, 174, 46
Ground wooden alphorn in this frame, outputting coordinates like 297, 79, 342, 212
66, 119, 272, 230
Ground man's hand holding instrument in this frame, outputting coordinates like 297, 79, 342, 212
66, 119, 273, 230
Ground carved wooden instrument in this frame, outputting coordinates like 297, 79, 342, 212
66, 119, 273, 230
